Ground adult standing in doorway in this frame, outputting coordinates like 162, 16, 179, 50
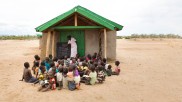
67, 35, 77, 58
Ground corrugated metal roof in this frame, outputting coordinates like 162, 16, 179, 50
35, 5, 123, 32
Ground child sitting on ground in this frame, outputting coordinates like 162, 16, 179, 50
64, 55, 69, 67
44, 57, 50, 72
73, 65, 80, 90
38, 71, 56, 92
20, 62, 38, 83
112, 61, 120, 75
58, 60, 64, 68
67, 66, 74, 81
56, 67, 63, 90
67, 66, 76, 91
106, 65, 112, 76
81, 62, 89, 76
62, 68, 68, 89
86, 54, 91, 62
33, 65, 46, 85
87, 65, 97, 85
97, 65, 105, 83
48, 62, 55, 72
53, 57, 58, 68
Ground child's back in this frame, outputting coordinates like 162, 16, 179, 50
62, 68, 68, 89
89, 66, 97, 85
89, 71, 97, 85
106, 65, 112, 76
57, 68, 63, 90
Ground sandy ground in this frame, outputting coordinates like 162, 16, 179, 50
0, 39, 182, 102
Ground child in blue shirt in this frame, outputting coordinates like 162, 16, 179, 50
44, 57, 50, 72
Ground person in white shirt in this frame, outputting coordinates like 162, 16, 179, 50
67, 35, 77, 58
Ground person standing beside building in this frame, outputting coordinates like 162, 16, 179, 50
67, 35, 77, 58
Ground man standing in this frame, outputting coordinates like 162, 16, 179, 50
67, 35, 77, 58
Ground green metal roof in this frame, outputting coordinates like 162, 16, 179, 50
35, 5, 123, 32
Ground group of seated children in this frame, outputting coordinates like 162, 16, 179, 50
20, 53, 120, 92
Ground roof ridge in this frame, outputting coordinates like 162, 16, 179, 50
35, 6, 123, 32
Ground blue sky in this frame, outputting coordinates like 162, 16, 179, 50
0, 0, 181, 36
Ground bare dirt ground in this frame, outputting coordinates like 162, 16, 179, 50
0, 39, 182, 102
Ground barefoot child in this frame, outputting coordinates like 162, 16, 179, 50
88, 65, 97, 85
106, 65, 112, 76
38, 72, 56, 92
20, 62, 37, 83
73, 65, 81, 89
67, 66, 76, 91
44, 57, 50, 72
33, 65, 46, 85
62, 68, 68, 89
97, 65, 105, 83
112, 61, 120, 75
56, 67, 63, 90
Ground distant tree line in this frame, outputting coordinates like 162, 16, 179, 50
117, 34, 182, 39
0, 35, 38, 40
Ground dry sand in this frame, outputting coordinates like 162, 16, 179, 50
0, 39, 182, 102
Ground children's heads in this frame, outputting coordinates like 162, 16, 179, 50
90, 65, 95, 72
93, 62, 98, 67
94, 52, 97, 57
76, 54, 80, 59
68, 65, 73, 72
48, 72, 54, 79
102, 58, 107, 63
58, 60, 64, 66
87, 54, 91, 60
40, 66, 46, 73
79, 57, 85, 62
49, 54, 53, 60
34, 55, 40, 60
98, 65, 103, 71
53, 57, 58, 62
92, 55, 96, 60
51, 66, 56, 74
108, 65, 112, 69
63, 68, 68, 75
82, 62, 87, 67
72, 65, 77, 70
41, 61, 45, 66
115, 61, 120, 66
45, 57, 49, 62
50, 62, 55, 67
24, 62, 30, 69
58, 67, 63, 73
72, 58, 76, 63
64, 55, 68, 60
89, 60, 94, 65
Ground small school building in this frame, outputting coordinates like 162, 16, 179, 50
35, 5, 123, 60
